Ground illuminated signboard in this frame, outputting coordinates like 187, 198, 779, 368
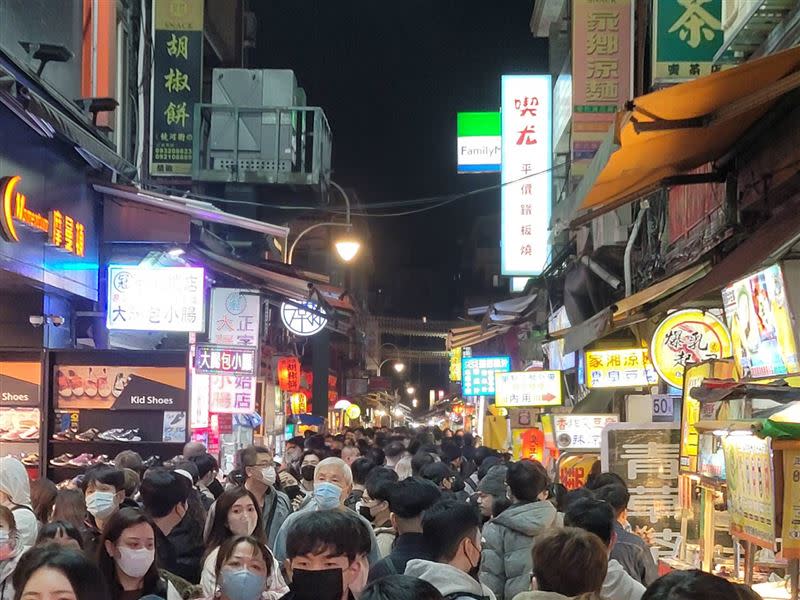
107, 266, 205, 332
495, 371, 563, 408
554, 413, 619, 450
461, 356, 511, 396
651, 309, 733, 388
0, 175, 86, 257
722, 263, 800, 380
280, 300, 327, 336
208, 374, 256, 414
457, 112, 501, 174
449, 347, 463, 382
194, 344, 257, 376
278, 357, 301, 392
500, 74, 552, 276
208, 288, 261, 347
585, 349, 658, 388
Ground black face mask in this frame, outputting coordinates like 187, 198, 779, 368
358, 504, 375, 522
291, 568, 344, 600
285, 484, 301, 499
301, 465, 316, 482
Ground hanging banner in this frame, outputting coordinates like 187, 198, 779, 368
602, 423, 682, 559
208, 288, 261, 347
723, 435, 777, 549
150, 0, 204, 176
652, 0, 725, 84
650, 309, 732, 389
500, 74, 552, 276
571, 0, 633, 175
783, 448, 800, 559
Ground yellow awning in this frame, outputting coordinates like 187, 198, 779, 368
573, 45, 800, 224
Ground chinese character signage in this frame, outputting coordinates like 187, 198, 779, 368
722, 263, 800, 380
650, 309, 733, 388
554, 414, 619, 450
782, 449, 800, 559
278, 357, 301, 392
602, 423, 682, 559
572, 0, 633, 175
150, 0, 203, 176
280, 301, 328, 337
495, 371, 563, 408
0, 175, 87, 257
653, 0, 724, 83
449, 347, 463, 382
500, 75, 552, 276
194, 344, 256, 376
208, 374, 256, 414
461, 356, 511, 396
107, 266, 205, 332
457, 112, 501, 174
584, 349, 658, 388
209, 288, 261, 347
723, 435, 777, 549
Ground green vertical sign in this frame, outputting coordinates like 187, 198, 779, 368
653, 0, 724, 84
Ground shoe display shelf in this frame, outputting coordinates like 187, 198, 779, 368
44, 350, 189, 481
0, 351, 46, 477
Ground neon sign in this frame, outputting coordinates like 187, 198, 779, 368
0, 175, 86, 257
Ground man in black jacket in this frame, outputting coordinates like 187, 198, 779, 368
367, 477, 441, 583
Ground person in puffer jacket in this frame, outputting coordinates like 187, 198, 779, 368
479, 460, 557, 600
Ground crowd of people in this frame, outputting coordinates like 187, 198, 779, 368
0, 426, 767, 600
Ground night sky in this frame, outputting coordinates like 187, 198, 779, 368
256, 1, 548, 318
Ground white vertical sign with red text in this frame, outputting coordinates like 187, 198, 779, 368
501, 75, 553, 276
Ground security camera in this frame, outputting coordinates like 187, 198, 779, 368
49, 315, 65, 327
29, 315, 45, 327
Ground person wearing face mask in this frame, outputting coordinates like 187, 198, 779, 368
285, 450, 325, 511
96, 507, 183, 600
345, 458, 376, 511
198, 535, 278, 600
237, 446, 292, 548
358, 469, 398, 558
191, 453, 224, 501
272, 458, 381, 566
0, 456, 38, 549
140, 468, 205, 584
81, 464, 127, 555
280, 509, 373, 600
0, 506, 25, 600
479, 460, 557, 600
404, 499, 495, 600
201, 487, 288, 598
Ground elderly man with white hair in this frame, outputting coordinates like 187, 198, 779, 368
271, 457, 382, 565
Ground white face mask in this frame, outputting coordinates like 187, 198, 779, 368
260, 466, 277, 487
86, 491, 118, 519
116, 546, 155, 578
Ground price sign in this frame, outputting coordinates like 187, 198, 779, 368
652, 395, 674, 419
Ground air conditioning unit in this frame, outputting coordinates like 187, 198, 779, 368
592, 204, 633, 248
209, 69, 299, 174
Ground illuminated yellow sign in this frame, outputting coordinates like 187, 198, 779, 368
584, 348, 658, 388
0, 176, 86, 257
449, 347, 462, 382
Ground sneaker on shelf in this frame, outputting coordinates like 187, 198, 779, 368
75, 428, 100, 442
19, 427, 39, 440
67, 453, 94, 467
21, 453, 39, 466
50, 453, 75, 467
98, 428, 124, 441
142, 455, 161, 469
53, 429, 78, 441
112, 373, 129, 398
0, 430, 21, 441
67, 370, 85, 397
56, 369, 72, 398
113, 429, 142, 442
91, 454, 110, 465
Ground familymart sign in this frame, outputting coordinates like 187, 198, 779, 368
457, 112, 500, 174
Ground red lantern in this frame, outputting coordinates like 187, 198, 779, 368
278, 357, 301, 392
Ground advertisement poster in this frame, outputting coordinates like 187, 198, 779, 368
571, 0, 633, 175
650, 309, 732, 389
162, 411, 187, 442
722, 264, 800, 380
0, 361, 41, 407
722, 435, 777, 549
783, 449, 800, 559
208, 288, 261, 347
54, 365, 187, 411
495, 371, 562, 408
554, 414, 619, 450
150, 0, 203, 175
602, 424, 682, 558
585, 349, 659, 389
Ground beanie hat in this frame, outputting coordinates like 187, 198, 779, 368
478, 464, 508, 498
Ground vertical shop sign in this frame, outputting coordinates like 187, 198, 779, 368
209, 289, 261, 347
653, 0, 724, 84
150, 0, 203, 176
602, 424, 682, 559
783, 448, 800, 559
571, 0, 633, 176
500, 75, 552, 276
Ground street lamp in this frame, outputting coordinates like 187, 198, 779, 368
406, 386, 415, 395
286, 181, 361, 264
377, 359, 405, 376
412, 398, 418, 408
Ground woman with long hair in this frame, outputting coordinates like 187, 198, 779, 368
11, 544, 110, 600
201, 487, 287, 598
96, 506, 182, 600
51, 488, 88, 534
29, 478, 58, 524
